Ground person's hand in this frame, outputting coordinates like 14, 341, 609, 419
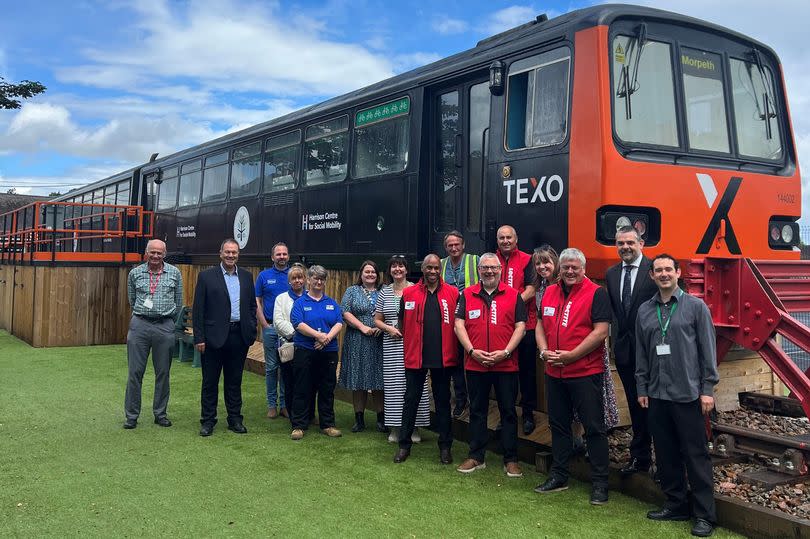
387, 327, 403, 340
195, 343, 206, 354
361, 325, 378, 337
638, 396, 649, 409
700, 395, 714, 415
315, 332, 330, 345
471, 349, 492, 367
314, 340, 324, 350
489, 349, 508, 363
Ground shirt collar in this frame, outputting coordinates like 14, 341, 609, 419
221, 263, 238, 276
654, 286, 683, 304
623, 253, 643, 269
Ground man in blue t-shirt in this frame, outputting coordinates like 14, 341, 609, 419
255, 242, 291, 419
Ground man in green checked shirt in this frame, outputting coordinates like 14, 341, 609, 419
123, 239, 184, 430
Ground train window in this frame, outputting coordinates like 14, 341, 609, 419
201, 162, 228, 203
162, 167, 179, 179
114, 181, 129, 205
353, 97, 410, 178
436, 90, 459, 231
681, 48, 729, 154
205, 152, 227, 167
156, 177, 178, 211
182, 160, 203, 173
505, 47, 570, 150
304, 116, 348, 185
230, 141, 262, 198
613, 37, 678, 147
730, 58, 783, 160
264, 131, 300, 192
178, 170, 202, 208
104, 185, 116, 206
468, 82, 490, 231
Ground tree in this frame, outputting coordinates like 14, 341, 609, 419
0, 77, 46, 109
48, 191, 62, 197
5, 188, 17, 194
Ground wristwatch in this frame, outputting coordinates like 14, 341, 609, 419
468, 347, 475, 356
539, 349, 547, 359
504, 349, 512, 358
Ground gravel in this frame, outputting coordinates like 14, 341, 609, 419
717, 409, 810, 437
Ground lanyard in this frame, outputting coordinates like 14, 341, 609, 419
148, 270, 163, 296
655, 291, 682, 342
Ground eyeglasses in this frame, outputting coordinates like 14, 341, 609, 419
479, 265, 501, 272
310, 276, 326, 282
560, 265, 583, 272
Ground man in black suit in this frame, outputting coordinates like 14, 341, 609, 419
193, 238, 258, 436
606, 225, 658, 475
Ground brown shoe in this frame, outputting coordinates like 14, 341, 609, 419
279, 408, 289, 418
504, 462, 523, 477
267, 407, 278, 419
290, 429, 304, 440
321, 427, 342, 438
456, 458, 486, 474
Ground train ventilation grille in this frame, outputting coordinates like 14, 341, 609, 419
264, 192, 294, 206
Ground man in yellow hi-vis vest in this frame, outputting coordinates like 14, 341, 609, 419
441, 230, 479, 418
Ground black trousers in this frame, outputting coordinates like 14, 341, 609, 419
468, 370, 519, 463
200, 325, 248, 426
616, 360, 652, 465
399, 367, 453, 451
546, 373, 609, 488
648, 398, 717, 522
280, 359, 295, 426
450, 345, 468, 407
517, 330, 537, 413
291, 347, 338, 430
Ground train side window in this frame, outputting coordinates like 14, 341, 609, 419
201, 152, 229, 203
304, 116, 348, 186
505, 47, 570, 150
681, 48, 730, 153
264, 131, 300, 192
114, 180, 129, 205
178, 170, 202, 208
730, 58, 783, 160
156, 177, 178, 211
612, 37, 678, 147
353, 97, 410, 178
230, 141, 262, 198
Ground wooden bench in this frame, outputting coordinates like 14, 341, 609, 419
174, 306, 200, 367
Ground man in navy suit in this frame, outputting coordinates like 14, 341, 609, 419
605, 226, 658, 475
193, 238, 258, 436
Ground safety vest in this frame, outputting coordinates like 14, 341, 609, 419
401, 279, 459, 369
461, 282, 521, 373
441, 253, 479, 291
496, 247, 536, 330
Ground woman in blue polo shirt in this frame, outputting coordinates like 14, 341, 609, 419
289, 265, 344, 440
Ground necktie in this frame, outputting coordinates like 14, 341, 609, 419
622, 265, 634, 314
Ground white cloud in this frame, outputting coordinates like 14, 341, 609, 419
482, 6, 538, 35
433, 18, 469, 35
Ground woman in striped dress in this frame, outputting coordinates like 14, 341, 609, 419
374, 255, 430, 443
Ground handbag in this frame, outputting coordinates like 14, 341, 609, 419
278, 341, 295, 363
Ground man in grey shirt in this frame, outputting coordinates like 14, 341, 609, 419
124, 239, 183, 429
635, 253, 718, 538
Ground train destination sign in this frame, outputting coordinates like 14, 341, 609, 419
355, 97, 410, 127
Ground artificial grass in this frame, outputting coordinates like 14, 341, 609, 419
0, 330, 742, 538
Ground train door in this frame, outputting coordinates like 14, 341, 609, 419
427, 78, 491, 256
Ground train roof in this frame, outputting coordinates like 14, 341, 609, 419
62, 3, 780, 194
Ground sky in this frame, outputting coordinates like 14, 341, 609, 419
1, 0, 809, 219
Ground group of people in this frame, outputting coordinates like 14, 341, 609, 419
124, 224, 720, 537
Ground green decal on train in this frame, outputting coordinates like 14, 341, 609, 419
355, 97, 410, 127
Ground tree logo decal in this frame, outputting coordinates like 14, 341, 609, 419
233, 206, 251, 249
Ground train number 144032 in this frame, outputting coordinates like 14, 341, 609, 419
777, 193, 796, 204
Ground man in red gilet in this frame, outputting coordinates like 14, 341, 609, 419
394, 254, 459, 465
454, 253, 527, 478
535, 248, 612, 505
495, 225, 537, 434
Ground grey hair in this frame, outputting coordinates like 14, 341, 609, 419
478, 252, 499, 266
307, 264, 328, 280
559, 248, 586, 268
421, 253, 441, 270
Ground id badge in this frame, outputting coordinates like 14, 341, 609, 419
143, 297, 154, 309
656, 344, 671, 356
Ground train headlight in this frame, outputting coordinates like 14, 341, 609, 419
768, 219, 799, 249
597, 207, 659, 246
615, 216, 631, 230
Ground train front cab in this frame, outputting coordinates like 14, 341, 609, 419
568, 15, 810, 416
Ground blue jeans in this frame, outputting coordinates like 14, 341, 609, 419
263, 326, 286, 409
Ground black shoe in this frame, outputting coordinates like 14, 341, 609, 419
620, 457, 650, 476
691, 519, 714, 537
534, 477, 569, 493
199, 424, 214, 437
123, 419, 137, 429
452, 403, 466, 418
647, 508, 690, 521
590, 486, 609, 505
154, 417, 172, 427
439, 448, 453, 465
376, 412, 389, 433
523, 415, 536, 435
351, 411, 366, 433
393, 448, 410, 463
227, 422, 247, 434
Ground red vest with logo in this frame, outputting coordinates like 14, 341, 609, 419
496, 247, 536, 330
462, 282, 521, 373
540, 276, 605, 379
401, 280, 459, 369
